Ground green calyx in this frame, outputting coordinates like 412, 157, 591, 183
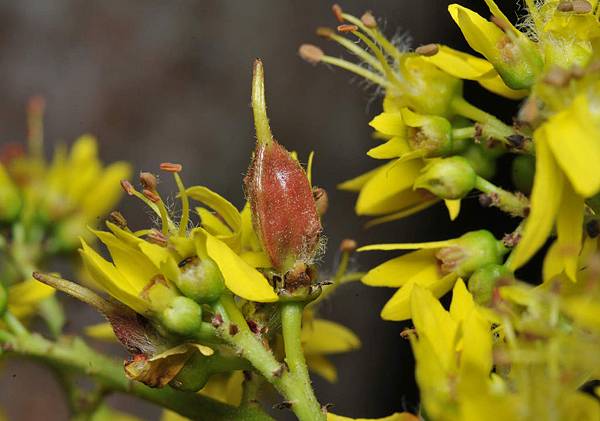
468, 263, 513, 306
414, 156, 476, 200
449, 230, 508, 277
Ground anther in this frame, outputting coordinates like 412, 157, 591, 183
139, 172, 157, 191
146, 229, 168, 246
337, 24, 358, 33
142, 189, 160, 203
120, 180, 135, 195
490, 15, 510, 32
299, 44, 324, 64
557, 1, 574, 11
415, 43, 439, 57
331, 4, 344, 22
543, 67, 571, 86
316, 27, 335, 38
340, 238, 357, 253
108, 211, 127, 228
572, 0, 592, 13
360, 11, 377, 28
313, 187, 328, 216
159, 162, 182, 173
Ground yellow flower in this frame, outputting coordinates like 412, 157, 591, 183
301, 310, 361, 382
6, 278, 54, 319
359, 230, 506, 321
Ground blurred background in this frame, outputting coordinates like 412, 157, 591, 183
0, 1, 518, 419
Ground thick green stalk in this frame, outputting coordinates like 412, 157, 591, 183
215, 296, 325, 421
1, 332, 272, 421
451, 97, 514, 141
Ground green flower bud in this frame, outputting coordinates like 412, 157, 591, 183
468, 263, 513, 306
404, 111, 453, 157
511, 154, 535, 195
161, 296, 203, 336
414, 156, 476, 200
436, 230, 507, 277
177, 257, 225, 303
461, 144, 497, 180
169, 351, 210, 392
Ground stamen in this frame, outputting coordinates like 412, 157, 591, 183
142, 189, 170, 235
557, 1, 574, 12
340, 239, 357, 253
316, 28, 382, 71
415, 43, 439, 57
143, 189, 160, 203
174, 172, 190, 236
159, 162, 182, 173
27, 96, 45, 159
146, 229, 168, 247
490, 15, 510, 32
341, 13, 400, 61
331, 4, 344, 22
108, 211, 128, 229
252, 59, 273, 145
120, 180, 135, 195
572, 0, 592, 13
350, 30, 402, 87
360, 11, 377, 28
299, 44, 325, 64
337, 24, 358, 33
319, 54, 390, 87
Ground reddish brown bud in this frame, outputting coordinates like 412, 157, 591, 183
245, 140, 322, 273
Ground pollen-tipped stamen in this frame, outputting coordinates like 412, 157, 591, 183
160, 163, 189, 235
252, 59, 273, 146
348, 29, 402, 88
340, 12, 400, 61
317, 27, 383, 72
27, 96, 45, 160
121, 179, 172, 233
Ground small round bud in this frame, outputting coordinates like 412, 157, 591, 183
161, 296, 203, 336
436, 230, 507, 277
169, 352, 210, 392
177, 258, 225, 303
461, 144, 497, 180
511, 154, 535, 194
468, 264, 513, 306
414, 156, 476, 200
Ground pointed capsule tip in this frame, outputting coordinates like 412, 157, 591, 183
251, 58, 273, 146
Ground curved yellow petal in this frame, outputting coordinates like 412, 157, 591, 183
195, 229, 277, 302
444, 199, 461, 221
544, 94, 600, 198
338, 166, 383, 192
362, 249, 439, 287
553, 181, 584, 282
8, 279, 55, 318
509, 131, 564, 271
367, 136, 411, 159
302, 318, 361, 355
138, 241, 181, 282
197, 207, 233, 237
240, 250, 272, 268
358, 239, 455, 252
363, 199, 438, 228
449, 278, 474, 322
240, 203, 262, 252
381, 273, 458, 321
81, 161, 131, 220
186, 186, 241, 232
306, 354, 338, 383
448, 4, 504, 60
369, 112, 405, 136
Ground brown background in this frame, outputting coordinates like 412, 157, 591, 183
0, 1, 517, 419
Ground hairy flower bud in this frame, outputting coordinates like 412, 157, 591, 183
414, 156, 476, 200
468, 263, 513, 306
436, 230, 507, 277
161, 296, 203, 336
245, 60, 322, 274
177, 257, 225, 303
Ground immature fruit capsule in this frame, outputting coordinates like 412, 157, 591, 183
177, 257, 225, 303
245, 59, 322, 274
161, 296, 203, 336
414, 156, 476, 200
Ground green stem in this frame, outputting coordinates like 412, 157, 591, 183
452, 126, 476, 141
451, 97, 513, 142
3, 312, 29, 338
280, 302, 324, 420
1, 332, 272, 421
215, 295, 324, 421
475, 176, 529, 218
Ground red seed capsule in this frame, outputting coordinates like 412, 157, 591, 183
245, 60, 322, 273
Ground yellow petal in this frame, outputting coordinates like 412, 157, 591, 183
240, 250, 272, 268
369, 112, 405, 136
355, 159, 429, 216
197, 207, 233, 237
79, 239, 149, 313
302, 318, 361, 355
306, 354, 338, 382
509, 131, 564, 270
8, 279, 55, 318
410, 284, 457, 370
449, 278, 474, 323
358, 239, 455, 252
240, 202, 262, 252
85, 322, 117, 341
367, 136, 411, 159
194, 229, 277, 302
448, 5, 504, 60
362, 249, 439, 287
381, 273, 458, 321
544, 94, 600, 197
81, 162, 131, 220
138, 241, 181, 282
186, 186, 241, 232
338, 166, 382, 192
444, 199, 461, 221
363, 199, 438, 228
459, 307, 493, 378
327, 412, 418, 421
